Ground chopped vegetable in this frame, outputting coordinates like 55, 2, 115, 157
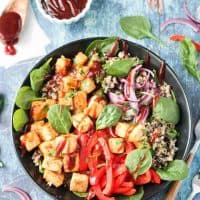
13, 109, 29, 132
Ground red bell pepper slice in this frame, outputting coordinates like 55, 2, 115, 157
135, 170, 151, 185
123, 188, 136, 196
98, 137, 113, 196
113, 187, 132, 194
125, 142, 135, 153
113, 164, 128, 177
92, 186, 115, 200
55, 139, 66, 156
90, 166, 106, 186
114, 171, 127, 188
150, 169, 161, 184
121, 182, 134, 188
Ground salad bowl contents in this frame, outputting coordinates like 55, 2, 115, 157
12, 37, 192, 199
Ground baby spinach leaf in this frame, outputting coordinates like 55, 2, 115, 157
96, 104, 122, 130
16, 86, 44, 110
47, 104, 72, 134
125, 149, 152, 179
13, 108, 29, 132
0, 94, 4, 113
179, 38, 200, 82
30, 58, 52, 93
156, 160, 188, 181
116, 187, 144, 200
104, 57, 141, 77
85, 39, 103, 55
73, 192, 88, 198
120, 16, 164, 46
153, 96, 180, 124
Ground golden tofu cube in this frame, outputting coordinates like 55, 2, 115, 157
30, 121, 45, 132
70, 173, 89, 193
108, 138, 125, 154
76, 67, 90, 80
43, 169, 64, 187
72, 113, 93, 133
42, 156, 63, 173
73, 91, 87, 112
115, 122, 131, 138
38, 123, 58, 141
74, 52, 88, 67
58, 97, 73, 109
55, 56, 72, 76
20, 131, 41, 152
39, 141, 55, 156
62, 76, 80, 92
81, 78, 96, 94
63, 153, 79, 173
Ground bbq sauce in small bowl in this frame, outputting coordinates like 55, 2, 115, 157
41, 0, 88, 20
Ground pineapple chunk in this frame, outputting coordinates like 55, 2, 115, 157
108, 138, 125, 154
43, 169, 64, 187
39, 141, 55, 156
20, 131, 41, 152
70, 173, 89, 192
63, 153, 79, 172
42, 156, 63, 173
74, 52, 88, 67
38, 123, 58, 141
81, 78, 96, 94
73, 91, 87, 112
55, 56, 72, 76
115, 122, 131, 138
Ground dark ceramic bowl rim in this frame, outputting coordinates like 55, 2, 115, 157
11, 37, 193, 199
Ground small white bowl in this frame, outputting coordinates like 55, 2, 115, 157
35, 0, 93, 24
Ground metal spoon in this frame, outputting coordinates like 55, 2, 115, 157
165, 120, 200, 200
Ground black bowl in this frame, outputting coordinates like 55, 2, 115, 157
12, 37, 192, 200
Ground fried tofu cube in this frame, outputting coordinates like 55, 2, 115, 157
73, 91, 87, 112
42, 156, 63, 173
20, 131, 41, 152
39, 141, 55, 156
108, 138, 125, 154
55, 134, 78, 155
43, 169, 64, 187
38, 123, 58, 141
86, 96, 106, 119
58, 95, 73, 109
55, 56, 72, 76
72, 113, 93, 133
70, 173, 89, 192
76, 66, 90, 81
74, 52, 88, 67
63, 153, 79, 172
81, 78, 96, 94
62, 76, 80, 92
115, 122, 131, 138
30, 121, 45, 132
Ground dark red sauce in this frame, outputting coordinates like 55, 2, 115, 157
68, 154, 76, 170
0, 12, 22, 55
41, 0, 88, 20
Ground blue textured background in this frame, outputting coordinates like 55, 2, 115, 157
0, 0, 200, 199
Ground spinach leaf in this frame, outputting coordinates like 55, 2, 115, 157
153, 96, 180, 124
156, 160, 188, 181
73, 192, 88, 198
13, 109, 29, 132
104, 57, 141, 77
116, 187, 144, 200
120, 16, 164, 46
180, 38, 200, 82
0, 94, 4, 113
167, 129, 178, 139
85, 37, 119, 56
125, 149, 152, 179
16, 86, 44, 110
30, 58, 52, 93
96, 104, 122, 130
47, 104, 72, 134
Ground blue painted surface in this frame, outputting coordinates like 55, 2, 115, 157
0, 0, 200, 199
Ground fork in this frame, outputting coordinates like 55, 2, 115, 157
147, 0, 163, 15
188, 171, 200, 200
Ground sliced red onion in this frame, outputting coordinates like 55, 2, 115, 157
135, 106, 150, 124
140, 68, 155, 77
183, 0, 200, 24
109, 127, 117, 137
108, 92, 126, 105
160, 18, 200, 33
2, 186, 31, 200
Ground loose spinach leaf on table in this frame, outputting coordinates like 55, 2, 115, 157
96, 104, 122, 130
16, 86, 45, 110
116, 187, 144, 200
153, 96, 180, 124
30, 58, 52, 93
47, 104, 72, 134
120, 16, 164, 46
125, 148, 152, 179
13, 108, 29, 132
0, 94, 4, 113
180, 38, 200, 82
156, 160, 188, 181
104, 57, 141, 77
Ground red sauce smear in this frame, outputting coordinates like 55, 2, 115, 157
0, 12, 22, 55
68, 154, 76, 170
41, 0, 88, 20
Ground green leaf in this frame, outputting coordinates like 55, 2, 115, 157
96, 104, 122, 130
104, 57, 141, 77
0, 160, 4, 168
85, 39, 103, 55
156, 160, 189, 181
120, 16, 164, 46
15, 86, 44, 110
13, 109, 29, 132
167, 129, 178, 139
116, 187, 144, 200
153, 96, 180, 124
73, 191, 88, 198
0, 94, 4, 113
125, 149, 152, 179
30, 58, 52, 93
179, 38, 200, 82
47, 104, 72, 134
